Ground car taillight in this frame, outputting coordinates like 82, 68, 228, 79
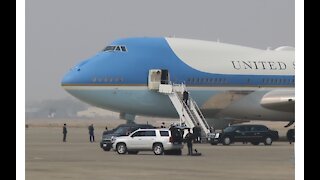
169, 136, 173, 143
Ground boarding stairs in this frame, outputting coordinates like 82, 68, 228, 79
159, 83, 211, 136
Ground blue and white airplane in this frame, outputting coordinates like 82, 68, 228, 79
61, 37, 295, 129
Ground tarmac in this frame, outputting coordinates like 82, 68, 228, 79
26, 127, 294, 180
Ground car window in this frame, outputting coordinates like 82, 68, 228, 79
131, 131, 145, 137
238, 126, 247, 132
160, 131, 169, 136
253, 126, 268, 131
224, 126, 237, 132
145, 131, 156, 137
114, 127, 130, 134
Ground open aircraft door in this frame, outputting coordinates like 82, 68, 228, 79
148, 69, 169, 90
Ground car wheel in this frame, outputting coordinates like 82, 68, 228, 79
251, 142, 260, 145
264, 137, 273, 146
116, 143, 127, 154
222, 137, 231, 145
153, 143, 164, 155
103, 147, 111, 151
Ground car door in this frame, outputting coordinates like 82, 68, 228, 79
252, 126, 266, 141
234, 126, 247, 142
142, 130, 157, 150
128, 130, 145, 149
246, 126, 259, 142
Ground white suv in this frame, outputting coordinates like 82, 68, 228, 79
112, 128, 184, 155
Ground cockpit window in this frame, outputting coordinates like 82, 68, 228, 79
121, 46, 127, 52
102, 45, 127, 52
103, 46, 116, 51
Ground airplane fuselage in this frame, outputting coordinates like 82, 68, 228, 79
61, 37, 294, 126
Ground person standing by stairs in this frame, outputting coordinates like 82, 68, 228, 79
184, 128, 194, 155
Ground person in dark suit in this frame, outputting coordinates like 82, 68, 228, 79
183, 90, 189, 106
184, 129, 194, 155
88, 124, 95, 142
62, 123, 67, 142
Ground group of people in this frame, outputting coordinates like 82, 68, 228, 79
62, 123, 95, 143
62, 121, 200, 155
168, 124, 201, 156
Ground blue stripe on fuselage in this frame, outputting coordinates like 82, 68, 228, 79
61, 37, 294, 87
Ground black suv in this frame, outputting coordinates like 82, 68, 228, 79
100, 124, 155, 151
210, 124, 279, 146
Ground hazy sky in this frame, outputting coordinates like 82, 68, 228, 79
26, 0, 294, 103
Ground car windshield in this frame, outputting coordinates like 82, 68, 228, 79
224, 126, 237, 132
113, 127, 131, 135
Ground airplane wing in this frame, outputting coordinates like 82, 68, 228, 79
260, 89, 295, 112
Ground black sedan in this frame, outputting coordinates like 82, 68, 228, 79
210, 124, 279, 146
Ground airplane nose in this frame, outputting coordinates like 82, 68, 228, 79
61, 59, 91, 86
61, 67, 83, 86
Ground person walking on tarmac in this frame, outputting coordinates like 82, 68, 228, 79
88, 124, 95, 142
185, 128, 194, 155
62, 123, 67, 142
